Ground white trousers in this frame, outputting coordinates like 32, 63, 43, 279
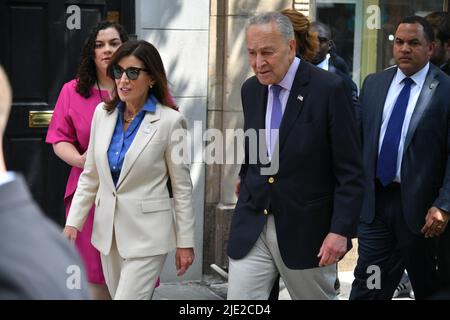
228, 215, 337, 300
100, 234, 167, 300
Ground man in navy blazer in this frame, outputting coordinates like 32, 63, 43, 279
350, 16, 450, 300
226, 12, 364, 300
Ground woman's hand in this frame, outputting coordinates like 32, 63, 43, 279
63, 226, 78, 245
53, 142, 86, 169
76, 151, 87, 168
175, 247, 195, 276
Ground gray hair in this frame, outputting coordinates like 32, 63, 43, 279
246, 12, 295, 41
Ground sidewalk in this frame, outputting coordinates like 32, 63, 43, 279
152, 272, 414, 300
152, 275, 226, 300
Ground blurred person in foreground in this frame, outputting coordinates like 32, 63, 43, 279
0, 65, 90, 299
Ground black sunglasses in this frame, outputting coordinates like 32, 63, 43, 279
112, 66, 148, 80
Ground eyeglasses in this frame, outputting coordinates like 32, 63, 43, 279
111, 66, 148, 80
318, 36, 329, 44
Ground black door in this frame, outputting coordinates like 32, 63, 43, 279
0, 0, 134, 226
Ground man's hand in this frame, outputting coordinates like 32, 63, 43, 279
176, 247, 195, 276
421, 206, 449, 238
317, 233, 347, 267
235, 179, 241, 198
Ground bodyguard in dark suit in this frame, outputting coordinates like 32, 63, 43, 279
425, 11, 450, 77
227, 12, 364, 300
310, 21, 358, 105
425, 11, 450, 296
350, 16, 450, 300
0, 66, 90, 299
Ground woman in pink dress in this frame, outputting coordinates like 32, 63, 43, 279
46, 21, 129, 299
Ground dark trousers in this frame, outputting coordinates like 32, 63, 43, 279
437, 227, 450, 292
350, 181, 438, 300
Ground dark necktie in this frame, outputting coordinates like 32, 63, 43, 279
376, 77, 414, 186
269, 85, 283, 156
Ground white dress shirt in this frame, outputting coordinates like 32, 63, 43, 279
265, 57, 301, 159
378, 63, 430, 182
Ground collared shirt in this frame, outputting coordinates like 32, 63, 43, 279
107, 95, 157, 186
316, 53, 330, 71
0, 172, 16, 186
265, 57, 301, 158
378, 62, 430, 182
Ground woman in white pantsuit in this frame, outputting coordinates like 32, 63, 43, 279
63, 40, 195, 299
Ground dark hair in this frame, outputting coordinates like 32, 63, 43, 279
105, 40, 177, 111
281, 9, 319, 61
425, 11, 450, 43
398, 16, 435, 43
76, 21, 129, 98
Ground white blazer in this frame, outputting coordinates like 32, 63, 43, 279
66, 102, 194, 259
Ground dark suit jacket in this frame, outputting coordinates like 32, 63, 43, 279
441, 61, 450, 76
328, 63, 358, 105
228, 60, 364, 269
0, 174, 90, 299
359, 64, 450, 234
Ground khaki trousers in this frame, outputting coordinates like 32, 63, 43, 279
100, 234, 167, 300
228, 215, 337, 300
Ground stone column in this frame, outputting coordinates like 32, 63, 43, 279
135, 0, 209, 282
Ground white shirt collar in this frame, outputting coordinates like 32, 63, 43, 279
269, 56, 301, 92
316, 53, 330, 71
394, 62, 430, 88
0, 171, 16, 186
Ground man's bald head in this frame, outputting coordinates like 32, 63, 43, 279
0, 66, 12, 135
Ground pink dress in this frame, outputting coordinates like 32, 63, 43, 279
46, 79, 106, 284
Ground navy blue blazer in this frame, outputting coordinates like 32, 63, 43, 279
328, 63, 358, 105
359, 64, 450, 234
228, 61, 364, 269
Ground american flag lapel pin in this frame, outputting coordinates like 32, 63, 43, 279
297, 94, 303, 102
